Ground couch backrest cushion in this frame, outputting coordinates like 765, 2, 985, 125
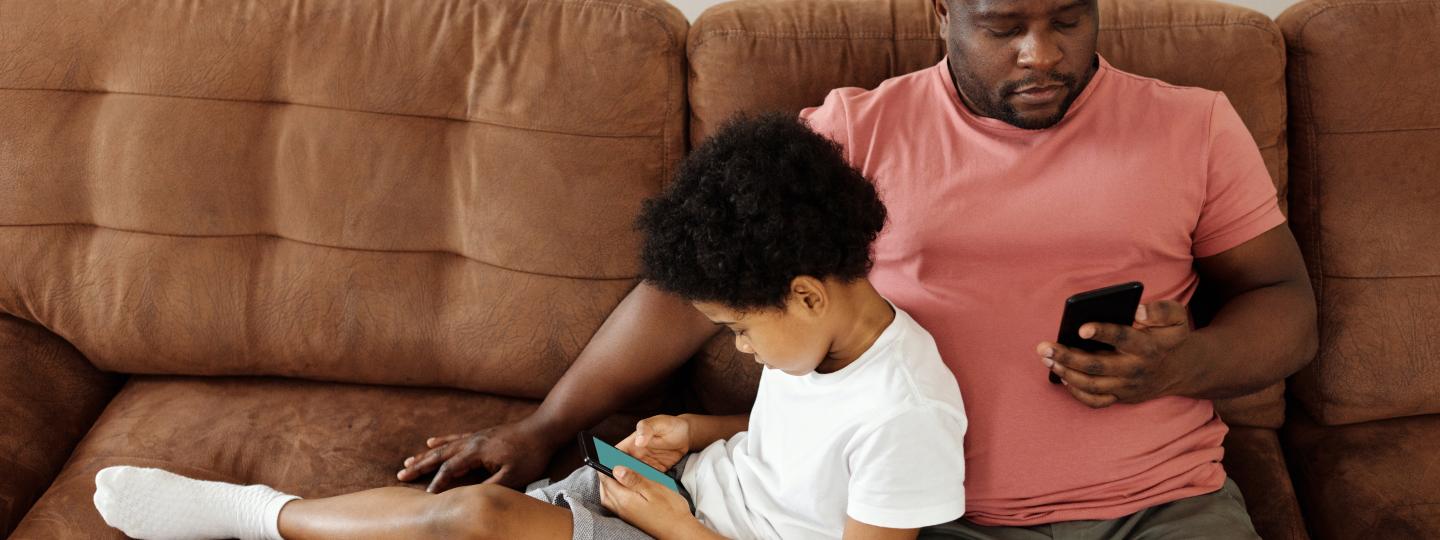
685, 0, 1290, 427
1280, 0, 1440, 425
0, 0, 688, 398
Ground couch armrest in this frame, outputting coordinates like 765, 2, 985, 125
0, 316, 122, 536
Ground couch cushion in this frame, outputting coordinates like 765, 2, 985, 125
0, 0, 687, 399
686, 0, 1290, 428
8, 376, 640, 539
1221, 427, 1308, 540
1284, 410, 1440, 539
1280, 0, 1440, 426
0, 317, 122, 537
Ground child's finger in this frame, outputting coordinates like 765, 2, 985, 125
635, 420, 651, 447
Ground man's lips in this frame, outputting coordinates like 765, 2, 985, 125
1010, 83, 1064, 106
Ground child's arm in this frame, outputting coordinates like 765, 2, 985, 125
678, 413, 748, 449
842, 517, 919, 540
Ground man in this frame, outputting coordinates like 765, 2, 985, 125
398, 0, 1317, 537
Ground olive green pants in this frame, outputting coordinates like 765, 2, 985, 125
919, 479, 1259, 540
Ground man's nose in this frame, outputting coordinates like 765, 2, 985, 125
1017, 29, 1063, 72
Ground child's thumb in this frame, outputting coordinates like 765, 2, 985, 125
614, 466, 638, 487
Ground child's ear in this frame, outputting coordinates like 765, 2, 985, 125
789, 276, 827, 315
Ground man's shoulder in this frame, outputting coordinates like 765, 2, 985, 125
804, 64, 940, 126
1099, 62, 1221, 118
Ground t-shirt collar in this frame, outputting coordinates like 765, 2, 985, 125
937, 54, 1110, 133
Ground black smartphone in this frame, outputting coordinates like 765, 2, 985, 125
1050, 281, 1145, 384
578, 431, 695, 513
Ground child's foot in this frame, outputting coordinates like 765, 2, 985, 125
93, 466, 298, 540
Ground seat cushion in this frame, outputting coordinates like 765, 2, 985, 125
1284, 410, 1440, 539
1222, 426, 1309, 540
9, 376, 639, 539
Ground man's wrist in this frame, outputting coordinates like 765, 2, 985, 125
1168, 328, 1217, 399
516, 412, 575, 448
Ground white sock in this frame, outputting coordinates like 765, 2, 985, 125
94, 466, 299, 540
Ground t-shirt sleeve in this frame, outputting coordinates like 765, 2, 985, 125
1192, 92, 1287, 258
845, 404, 968, 529
800, 88, 857, 164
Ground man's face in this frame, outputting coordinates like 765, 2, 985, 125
936, 0, 1099, 130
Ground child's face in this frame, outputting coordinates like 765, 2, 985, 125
693, 299, 832, 376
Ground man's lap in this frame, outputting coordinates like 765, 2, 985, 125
919, 479, 1258, 540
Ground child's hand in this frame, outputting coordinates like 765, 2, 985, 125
599, 466, 713, 540
615, 415, 691, 472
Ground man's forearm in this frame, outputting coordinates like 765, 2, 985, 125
1180, 279, 1318, 400
525, 282, 720, 445
681, 414, 749, 449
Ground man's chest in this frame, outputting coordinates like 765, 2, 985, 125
865, 138, 1206, 279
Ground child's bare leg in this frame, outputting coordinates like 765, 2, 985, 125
278, 484, 573, 540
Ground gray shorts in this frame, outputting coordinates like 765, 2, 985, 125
526, 459, 690, 540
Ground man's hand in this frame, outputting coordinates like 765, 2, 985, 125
1036, 300, 1198, 408
396, 420, 558, 492
614, 415, 692, 472
600, 466, 721, 540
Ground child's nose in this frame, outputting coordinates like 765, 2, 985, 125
735, 337, 754, 355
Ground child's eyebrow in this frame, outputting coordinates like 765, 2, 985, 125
711, 320, 738, 326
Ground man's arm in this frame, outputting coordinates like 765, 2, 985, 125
399, 282, 720, 490
530, 282, 720, 442
1039, 224, 1318, 407
1181, 223, 1318, 399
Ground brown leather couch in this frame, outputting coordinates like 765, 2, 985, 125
1278, 0, 1440, 538
1, 0, 1435, 538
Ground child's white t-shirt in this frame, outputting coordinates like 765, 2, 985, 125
680, 305, 968, 539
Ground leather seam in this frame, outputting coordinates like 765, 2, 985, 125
1317, 126, 1440, 135
0, 86, 665, 140
1324, 274, 1440, 280
0, 223, 640, 282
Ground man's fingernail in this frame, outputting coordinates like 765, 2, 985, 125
1042, 347, 1054, 358
1080, 326, 1094, 339
1043, 358, 1055, 368
1137, 305, 1148, 321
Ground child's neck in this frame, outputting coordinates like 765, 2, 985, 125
814, 280, 896, 374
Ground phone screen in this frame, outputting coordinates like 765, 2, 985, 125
588, 435, 682, 493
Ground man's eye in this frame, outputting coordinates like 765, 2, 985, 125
1054, 19, 1080, 29
986, 26, 1021, 38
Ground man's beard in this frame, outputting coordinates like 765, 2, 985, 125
953, 66, 1084, 130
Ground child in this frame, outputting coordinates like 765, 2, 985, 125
93, 113, 968, 540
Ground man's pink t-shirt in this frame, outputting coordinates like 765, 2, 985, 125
801, 56, 1285, 526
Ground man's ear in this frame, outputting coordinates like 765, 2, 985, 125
933, 0, 951, 33
789, 276, 828, 316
